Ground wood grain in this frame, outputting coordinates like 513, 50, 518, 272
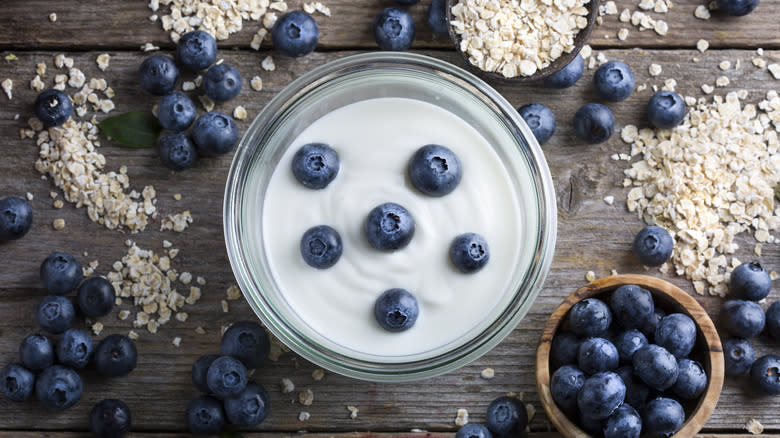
0, 47, 779, 433
0, 0, 777, 51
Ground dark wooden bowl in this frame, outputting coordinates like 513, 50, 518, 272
536, 274, 724, 438
445, 0, 600, 84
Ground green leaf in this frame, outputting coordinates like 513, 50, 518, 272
98, 111, 162, 148
219, 431, 244, 438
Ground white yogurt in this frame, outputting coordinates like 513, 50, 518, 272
261, 97, 528, 357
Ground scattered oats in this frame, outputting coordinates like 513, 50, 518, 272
347, 405, 359, 419
719, 60, 731, 71
195, 326, 206, 335
91, 322, 104, 336
649, 64, 663, 77
96, 54, 111, 71
480, 368, 495, 379
696, 39, 709, 53
25, 192, 34, 201
312, 2, 331, 16
745, 418, 764, 435
226, 284, 242, 300
118, 310, 131, 320
147, 320, 159, 334
617, 28, 629, 41
127, 330, 139, 340
585, 271, 596, 282
215, 58, 224, 65
172, 336, 182, 347
160, 211, 193, 232
179, 272, 193, 285
754, 243, 763, 257
526, 403, 536, 423
662, 78, 677, 92
637, 0, 654, 10
53, 218, 66, 230
1, 79, 12, 100
771, 271, 779, 281
580, 45, 592, 59
182, 81, 196, 91
610, 269, 619, 276
281, 378, 295, 393
270, 1, 288, 12
263, 12, 278, 30
694, 5, 711, 19
261, 56, 276, 72
173, 193, 182, 201
603, 195, 615, 205
753, 58, 767, 69
221, 300, 229, 313
299, 389, 314, 406
619, 8, 631, 22
162, 240, 173, 248
168, 248, 180, 259
715, 76, 730, 87
637, 84, 647, 92
149, 14, 158, 21
196, 276, 206, 286
769, 64, 780, 80
455, 408, 469, 427
312, 368, 325, 381
298, 411, 310, 422
250, 76, 263, 91
653, 20, 668, 36
4, 54, 18, 62
54, 54, 74, 69
604, 1, 618, 14
233, 106, 248, 120
198, 95, 215, 112
185, 286, 201, 305
701, 84, 714, 94
141, 43, 160, 52
49, 13, 57, 22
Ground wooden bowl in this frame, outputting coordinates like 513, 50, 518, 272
445, 0, 600, 84
536, 274, 724, 438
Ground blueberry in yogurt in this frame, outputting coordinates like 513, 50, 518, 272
291, 143, 340, 189
300, 225, 342, 269
568, 298, 612, 338
272, 11, 320, 57
373, 288, 419, 332
449, 232, 489, 274
721, 300, 765, 339
365, 202, 415, 251
517, 103, 555, 145
408, 144, 462, 196
729, 262, 771, 301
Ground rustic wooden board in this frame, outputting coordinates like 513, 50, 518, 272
0, 48, 779, 433
0, 434, 777, 438
0, 0, 777, 51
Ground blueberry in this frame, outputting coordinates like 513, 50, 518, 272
77, 276, 116, 317
36, 295, 75, 334
613, 329, 648, 364
721, 300, 765, 339
577, 371, 626, 420
177, 30, 217, 71
186, 395, 225, 435
220, 320, 270, 369
365, 202, 415, 250
138, 55, 179, 96
0, 363, 35, 402
517, 103, 556, 145
19, 334, 55, 372
647, 90, 686, 129
604, 404, 642, 438
550, 365, 585, 415
291, 143, 340, 189
767, 301, 780, 340
579, 413, 605, 435
191, 112, 239, 155
485, 396, 528, 437
640, 307, 666, 341
729, 262, 772, 301
578, 337, 619, 375
40, 252, 83, 295
593, 61, 635, 102
34, 89, 73, 127
716, 0, 759, 15
632, 344, 679, 391
223, 382, 271, 426
373, 288, 419, 332
94, 334, 137, 377
749, 354, 780, 395
55, 328, 93, 369
572, 103, 614, 144
192, 354, 219, 394
35, 365, 82, 410
610, 284, 655, 329
206, 356, 248, 398
373, 7, 415, 51
632, 225, 674, 267
271, 11, 319, 57
615, 365, 650, 409
544, 54, 584, 89
0, 196, 33, 241
673, 358, 707, 400
426, 0, 448, 36
449, 233, 490, 274
723, 338, 755, 376
90, 399, 132, 438
395, 0, 420, 3
156, 92, 197, 131
158, 132, 198, 171
642, 397, 684, 436
455, 424, 492, 438
300, 225, 343, 269
551, 331, 581, 368
655, 313, 697, 358
568, 298, 612, 338
203, 63, 242, 103
408, 144, 462, 196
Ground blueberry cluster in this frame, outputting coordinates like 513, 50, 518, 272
186, 321, 271, 435
137, 30, 240, 171
292, 142, 490, 333
0, 196, 34, 241
549, 286, 707, 438
371, 0, 450, 52
0, 252, 136, 437
454, 395, 529, 438
720, 262, 780, 395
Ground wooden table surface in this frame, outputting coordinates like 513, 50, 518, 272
0, 0, 779, 436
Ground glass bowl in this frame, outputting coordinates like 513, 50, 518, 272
223, 52, 557, 382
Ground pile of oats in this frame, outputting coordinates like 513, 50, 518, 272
621, 90, 780, 295
450, 0, 591, 78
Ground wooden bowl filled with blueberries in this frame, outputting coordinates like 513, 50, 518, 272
536, 274, 725, 438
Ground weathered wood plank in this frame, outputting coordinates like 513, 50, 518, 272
0, 0, 777, 51
0, 49, 779, 433
0, 434, 777, 438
